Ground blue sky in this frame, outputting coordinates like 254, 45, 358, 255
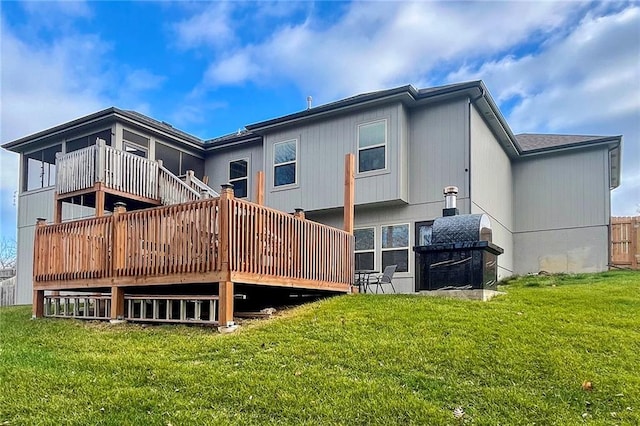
1, 0, 639, 240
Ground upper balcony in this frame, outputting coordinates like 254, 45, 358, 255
54, 140, 217, 216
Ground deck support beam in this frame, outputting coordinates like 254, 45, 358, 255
110, 286, 125, 321
219, 281, 234, 326
32, 290, 44, 318
53, 193, 63, 224
95, 184, 105, 217
218, 184, 236, 326
344, 153, 355, 235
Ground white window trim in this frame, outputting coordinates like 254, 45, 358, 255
381, 222, 410, 273
354, 227, 376, 271
357, 119, 387, 175
229, 157, 250, 198
273, 139, 298, 188
123, 140, 148, 158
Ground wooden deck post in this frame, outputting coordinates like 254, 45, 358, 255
110, 286, 125, 321
255, 171, 265, 205
53, 193, 62, 224
294, 208, 305, 220
32, 218, 47, 318
112, 202, 127, 274
95, 183, 105, 217
218, 184, 235, 327
344, 153, 355, 234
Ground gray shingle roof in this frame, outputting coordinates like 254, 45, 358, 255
515, 133, 618, 153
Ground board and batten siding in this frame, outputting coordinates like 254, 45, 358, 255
408, 99, 470, 207
469, 104, 514, 278
204, 143, 263, 202
263, 103, 408, 214
513, 147, 611, 274
16, 187, 96, 304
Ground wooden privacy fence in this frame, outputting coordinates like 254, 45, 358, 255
33, 194, 354, 290
611, 216, 640, 269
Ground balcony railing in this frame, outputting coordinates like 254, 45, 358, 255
55, 141, 203, 205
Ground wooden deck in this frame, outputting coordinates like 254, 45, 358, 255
32, 186, 355, 326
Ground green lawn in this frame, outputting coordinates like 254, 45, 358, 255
1, 271, 639, 425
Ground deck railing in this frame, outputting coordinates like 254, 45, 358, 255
55, 141, 202, 205
228, 199, 354, 285
158, 166, 201, 205
34, 194, 354, 290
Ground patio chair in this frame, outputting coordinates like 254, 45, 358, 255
369, 265, 397, 294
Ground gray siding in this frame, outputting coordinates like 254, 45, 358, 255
513, 148, 611, 274
514, 148, 609, 231
263, 103, 407, 213
16, 188, 96, 305
469, 105, 514, 278
204, 143, 264, 201
514, 226, 609, 274
408, 99, 470, 206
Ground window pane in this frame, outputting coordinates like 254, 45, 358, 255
355, 228, 374, 251
25, 157, 42, 191
230, 160, 248, 179
275, 141, 296, 164
355, 252, 374, 271
123, 129, 149, 147
358, 121, 385, 148
181, 152, 204, 178
274, 163, 295, 186
123, 143, 147, 158
359, 146, 385, 172
66, 130, 111, 153
382, 224, 408, 248
233, 179, 248, 198
382, 250, 408, 272
155, 142, 181, 175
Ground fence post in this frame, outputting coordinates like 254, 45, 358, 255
96, 139, 106, 183
32, 218, 47, 318
218, 183, 235, 327
294, 208, 305, 220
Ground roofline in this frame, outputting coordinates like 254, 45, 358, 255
518, 135, 622, 156
2, 107, 204, 152
204, 134, 263, 151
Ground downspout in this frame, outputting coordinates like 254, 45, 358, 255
468, 86, 485, 214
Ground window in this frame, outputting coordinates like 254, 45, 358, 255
354, 228, 375, 270
381, 224, 409, 272
358, 120, 386, 173
229, 159, 248, 198
23, 144, 62, 191
155, 142, 205, 178
66, 129, 112, 153
123, 129, 149, 158
155, 142, 180, 175
273, 140, 297, 187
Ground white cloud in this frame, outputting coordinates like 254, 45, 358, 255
447, 5, 640, 216
179, 1, 582, 100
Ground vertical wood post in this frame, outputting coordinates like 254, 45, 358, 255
110, 286, 125, 321
344, 153, 355, 234
112, 202, 127, 275
633, 217, 639, 269
33, 290, 45, 318
294, 208, 305, 220
96, 138, 106, 183
255, 171, 265, 205
95, 183, 105, 217
186, 170, 194, 187
32, 218, 47, 318
218, 184, 235, 326
53, 193, 63, 224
